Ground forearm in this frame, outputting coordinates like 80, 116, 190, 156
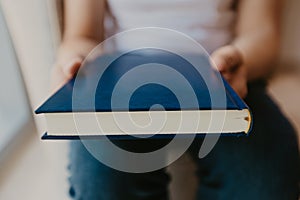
51, 0, 106, 91
63, 0, 105, 42
233, 26, 280, 81
233, 0, 283, 81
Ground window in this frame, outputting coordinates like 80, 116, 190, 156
0, 7, 32, 154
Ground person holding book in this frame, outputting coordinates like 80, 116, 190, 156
51, 0, 300, 199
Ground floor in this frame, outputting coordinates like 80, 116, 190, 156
0, 69, 299, 200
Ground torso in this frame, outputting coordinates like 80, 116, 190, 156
107, 0, 237, 53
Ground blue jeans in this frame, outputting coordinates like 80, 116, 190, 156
68, 82, 299, 200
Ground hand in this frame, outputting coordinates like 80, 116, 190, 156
211, 45, 248, 98
51, 37, 99, 92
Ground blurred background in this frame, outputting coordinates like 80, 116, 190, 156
0, 0, 299, 200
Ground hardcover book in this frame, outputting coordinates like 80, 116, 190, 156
35, 49, 252, 139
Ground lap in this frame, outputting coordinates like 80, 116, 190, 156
68, 140, 170, 200
68, 82, 299, 200
191, 82, 299, 199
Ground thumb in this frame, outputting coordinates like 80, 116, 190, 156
62, 57, 83, 78
210, 45, 242, 72
210, 52, 227, 72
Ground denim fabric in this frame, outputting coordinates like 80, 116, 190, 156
68, 83, 300, 200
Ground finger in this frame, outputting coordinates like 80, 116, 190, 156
230, 77, 248, 98
233, 82, 248, 99
221, 65, 241, 81
222, 53, 241, 72
211, 46, 243, 72
228, 81, 246, 98
62, 57, 83, 78
210, 54, 227, 72
221, 72, 232, 82
50, 65, 69, 93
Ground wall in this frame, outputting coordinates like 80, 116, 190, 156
280, 0, 300, 67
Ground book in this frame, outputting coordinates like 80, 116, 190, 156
35, 49, 252, 139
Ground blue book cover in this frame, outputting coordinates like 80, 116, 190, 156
35, 48, 252, 139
